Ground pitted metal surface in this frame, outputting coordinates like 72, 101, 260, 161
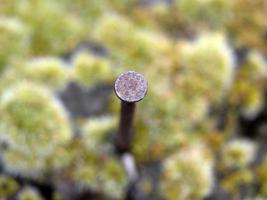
114, 71, 148, 103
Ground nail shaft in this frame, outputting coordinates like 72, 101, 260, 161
116, 102, 136, 153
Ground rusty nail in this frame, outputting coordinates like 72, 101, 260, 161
114, 71, 148, 153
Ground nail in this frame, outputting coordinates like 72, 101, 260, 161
114, 71, 148, 153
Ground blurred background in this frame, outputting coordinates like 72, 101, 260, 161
0, 0, 267, 199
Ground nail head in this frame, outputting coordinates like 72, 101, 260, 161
114, 71, 148, 103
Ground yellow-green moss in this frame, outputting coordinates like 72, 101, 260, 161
82, 116, 117, 153
221, 139, 256, 168
0, 17, 29, 71
18, 187, 44, 200
0, 175, 19, 198
72, 52, 114, 86
0, 81, 71, 155
22, 57, 69, 90
161, 143, 214, 200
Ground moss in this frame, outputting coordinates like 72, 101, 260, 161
0, 1, 266, 198
257, 157, 267, 196
82, 116, 117, 153
0, 81, 71, 154
230, 51, 267, 118
228, 0, 267, 52
68, 149, 127, 199
0, 81, 72, 178
176, 0, 233, 28
0, 17, 29, 71
221, 169, 254, 196
131, 32, 234, 162
221, 139, 256, 168
22, 57, 69, 91
161, 143, 214, 200
0, 175, 19, 198
18, 187, 44, 200
16, 0, 84, 55
72, 52, 114, 86
3, 149, 47, 179
0, 67, 22, 94
93, 13, 170, 69
178, 32, 235, 101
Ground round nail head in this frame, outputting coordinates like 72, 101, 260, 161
115, 71, 148, 103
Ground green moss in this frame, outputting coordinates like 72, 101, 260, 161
16, 0, 84, 55
82, 116, 117, 153
161, 143, 213, 200
221, 139, 256, 168
178, 32, 234, 101
18, 187, 43, 200
93, 13, 170, 69
0, 81, 71, 154
0, 17, 29, 71
221, 169, 254, 196
230, 51, 267, 118
72, 52, 114, 86
228, 0, 267, 52
22, 57, 69, 90
176, 0, 233, 28
257, 157, 267, 196
3, 149, 47, 179
68, 149, 127, 199
0, 175, 19, 198
0, 81, 72, 178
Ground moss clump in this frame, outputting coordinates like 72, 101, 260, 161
257, 157, 267, 196
221, 169, 254, 197
176, 0, 233, 28
178, 32, 235, 101
18, 186, 44, 200
230, 51, 267, 118
0, 17, 29, 71
3, 149, 47, 179
22, 57, 69, 91
0, 81, 72, 178
221, 139, 256, 168
82, 116, 117, 153
93, 13, 170, 69
228, 0, 267, 52
161, 144, 214, 200
68, 151, 127, 199
0, 81, 71, 154
16, 0, 83, 55
0, 174, 19, 198
72, 52, 113, 86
